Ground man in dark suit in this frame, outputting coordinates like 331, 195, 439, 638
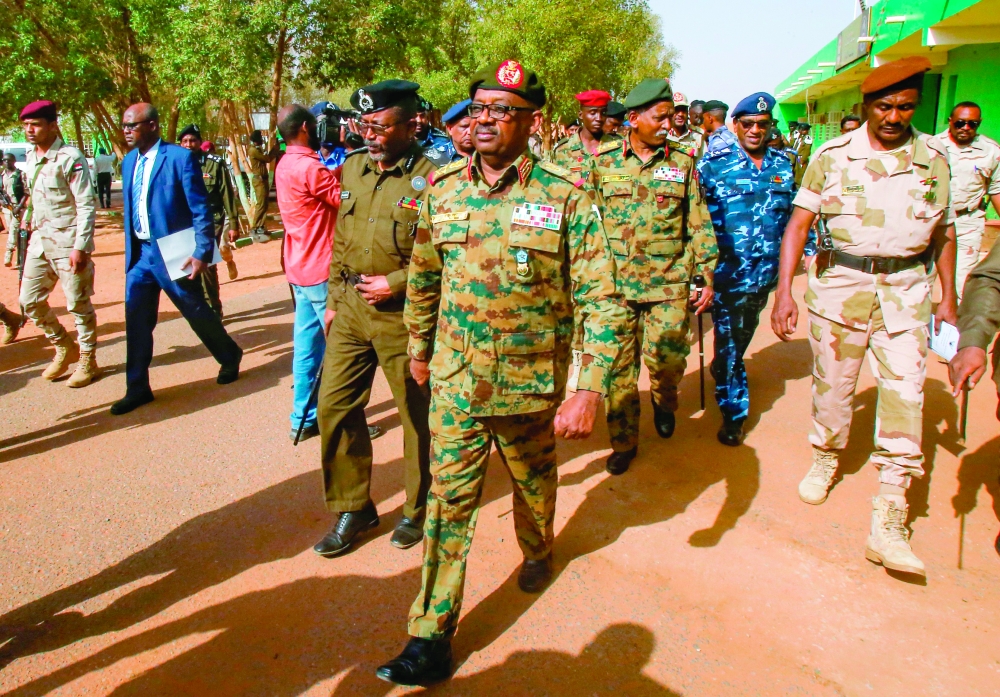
111, 102, 242, 416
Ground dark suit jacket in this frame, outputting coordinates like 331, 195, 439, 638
122, 140, 215, 271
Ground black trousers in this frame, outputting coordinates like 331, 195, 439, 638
96, 173, 113, 207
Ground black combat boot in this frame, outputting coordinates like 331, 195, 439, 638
651, 396, 675, 439
717, 416, 744, 447
606, 447, 637, 475
376, 636, 453, 685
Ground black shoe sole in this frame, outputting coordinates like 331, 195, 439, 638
375, 667, 451, 686
390, 533, 423, 550
110, 393, 154, 416
313, 516, 379, 558
217, 368, 240, 385
605, 448, 637, 475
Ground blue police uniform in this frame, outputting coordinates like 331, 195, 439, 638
319, 146, 347, 169
419, 128, 456, 165
706, 125, 738, 154
698, 96, 811, 425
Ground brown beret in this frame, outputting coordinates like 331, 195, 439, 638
20, 100, 58, 121
861, 56, 932, 96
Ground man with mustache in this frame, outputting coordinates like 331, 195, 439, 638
587, 78, 717, 475
771, 56, 959, 579
441, 99, 474, 160
312, 80, 434, 558
668, 92, 705, 159
376, 60, 626, 685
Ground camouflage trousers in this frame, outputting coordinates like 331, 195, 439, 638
808, 302, 927, 488
19, 252, 97, 351
955, 213, 986, 301
408, 397, 557, 639
712, 288, 770, 422
607, 297, 690, 452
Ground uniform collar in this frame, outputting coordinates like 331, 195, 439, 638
621, 133, 666, 166
468, 149, 534, 191
33, 136, 65, 160
937, 129, 986, 153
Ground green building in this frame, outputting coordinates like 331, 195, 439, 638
775, 0, 1000, 148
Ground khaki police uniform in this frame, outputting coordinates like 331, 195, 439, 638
247, 142, 274, 231
2, 167, 25, 263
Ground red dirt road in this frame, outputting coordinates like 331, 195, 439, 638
1, 218, 998, 696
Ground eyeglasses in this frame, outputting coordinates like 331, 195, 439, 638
953, 119, 981, 129
351, 118, 404, 136
121, 120, 152, 131
737, 118, 773, 132
468, 103, 536, 121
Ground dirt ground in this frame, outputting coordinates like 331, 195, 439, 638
1, 197, 998, 696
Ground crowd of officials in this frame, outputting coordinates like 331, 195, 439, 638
3, 52, 1000, 685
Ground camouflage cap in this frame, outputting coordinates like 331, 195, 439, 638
623, 78, 673, 110
469, 60, 546, 107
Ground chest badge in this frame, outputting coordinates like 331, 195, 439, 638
411, 176, 427, 192
771, 176, 784, 184
653, 167, 685, 183
397, 196, 422, 212
511, 203, 563, 231
341, 191, 351, 200
841, 184, 865, 196
515, 248, 530, 277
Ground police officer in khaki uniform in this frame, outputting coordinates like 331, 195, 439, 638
312, 80, 434, 558
19, 100, 99, 387
247, 130, 278, 242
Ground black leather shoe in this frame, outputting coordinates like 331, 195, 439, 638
110, 391, 154, 416
517, 554, 553, 593
376, 637, 452, 685
717, 417, 744, 447
313, 503, 379, 557
606, 447, 637, 475
368, 424, 384, 440
217, 349, 243, 385
390, 517, 423, 549
652, 398, 675, 439
290, 424, 319, 442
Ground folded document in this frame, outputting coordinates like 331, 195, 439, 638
156, 227, 222, 281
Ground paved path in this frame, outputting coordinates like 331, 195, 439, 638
1, 227, 998, 695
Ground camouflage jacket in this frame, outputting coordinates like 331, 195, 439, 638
589, 136, 717, 302
405, 150, 627, 417
548, 131, 621, 184
793, 127, 953, 333
668, 128, 705, 160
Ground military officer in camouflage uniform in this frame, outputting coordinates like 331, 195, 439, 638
376, 61, 626, 686
2, 153, 25, 267
604, 101, 627, 136
312, 80, 435, 558
771, 57, 959, 578
179, 125, 241, 315
668, 92, 705, 159
549, 90, 620, 182
588, 78, 717, 475
19, 100, 99, 387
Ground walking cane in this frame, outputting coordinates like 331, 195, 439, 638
693, 275, 706, 411
293, 359, 324, 446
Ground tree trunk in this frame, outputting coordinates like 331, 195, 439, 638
72, 113, 86, 153
91, 101, 128, 155
167, 97, 181, 142
268, 12, 288, 134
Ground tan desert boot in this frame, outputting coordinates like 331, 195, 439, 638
220, 245, 238, 280
865, 496, 925, 577
67, 349, 99, 388
798, 447, 839, 504
41, 335, 79, 380
1, 306, 22, 345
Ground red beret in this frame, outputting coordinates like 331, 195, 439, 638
574, 90, 612, 108
200, 141, 213, 153
20, 100, 58, 121
861, 56, 932, 96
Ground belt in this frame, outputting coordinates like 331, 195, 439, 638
817, 248, 928, 275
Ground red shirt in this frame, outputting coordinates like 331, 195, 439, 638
275, 145, 341, 287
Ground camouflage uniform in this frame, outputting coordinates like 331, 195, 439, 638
935, 130, 1000, 299
794, 127, 953, 487
668, 129, 705, 160
589, 137, 717, 452
549, 130, 621, 183
405, 151, 626, 639
794, 132, 813, 187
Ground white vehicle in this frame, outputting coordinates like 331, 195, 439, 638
1, 142, 97, 179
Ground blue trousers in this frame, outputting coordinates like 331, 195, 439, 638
711, 288, 771, 422
125, 240, 242, 396
290, 282, 328, 429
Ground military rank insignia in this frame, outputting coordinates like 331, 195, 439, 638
515, 248, 530, 276
920, 176, 938, 202
512, 203, 562, 231
770, 176, 784, 184
396, 196, 422, 212
653, 167, 685, 183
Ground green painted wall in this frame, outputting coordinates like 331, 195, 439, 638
933, 43, 1000, 139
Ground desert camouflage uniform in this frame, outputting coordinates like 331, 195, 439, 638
794, 133, 813, 187
548, 130, 621, 183
935, 130, 1000, 299
794, 126, 953, 487
589, 136, 717, 452
405, 151, 626, 639
668, 129, 705, 160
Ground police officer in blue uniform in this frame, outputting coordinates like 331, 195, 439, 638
697, 92, 814, 445
441, 99, 473, 161
414, 96, 454, 166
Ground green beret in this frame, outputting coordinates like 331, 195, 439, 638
605, 101, 627, 119
703, 100, 729, 113
623, 78, 674, 110
469, 60, 546, 107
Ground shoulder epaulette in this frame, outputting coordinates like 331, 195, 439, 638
922, 134, 950, 159
552, 137, 570, 151
207, 153, 223, 163
667, 140, 696, 159
429, 157, 467, 186
538, 160, 577, 184
344, 147, 367, 159
596, 139, 620, 155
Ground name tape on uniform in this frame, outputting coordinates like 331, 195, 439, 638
841, 185, 865, 195
431, 211, 470, 224
601, 174, 632, 183
653, 167, 685, 183
512, 203, 563, 231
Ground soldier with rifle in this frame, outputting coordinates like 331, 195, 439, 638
2, 153, 26, 268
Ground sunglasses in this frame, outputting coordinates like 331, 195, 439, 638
737, 118, 773, 132
953, 119, 981, 129
351, 118, 405, 136
468, 103, 535, 121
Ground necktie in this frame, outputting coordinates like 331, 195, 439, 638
131, 154, 146, 236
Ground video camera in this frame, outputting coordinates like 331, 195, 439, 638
311, 102, 358, 147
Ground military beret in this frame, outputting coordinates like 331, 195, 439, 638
417, 95, 432, 112
575, 90, 612, 108
20, 100, 58, 121
178, 124, 201, 140
788, 120, 799, 126
797, 122, 811, 131
861, 56, 932, 97
702, 100, 729, 113
689, 99, 705, 109
200, 141, 213, 153
442, 99, 472, 124
469, 60, 546, 107
732, 92, 776, 119
766, 127, 782, 141
605, 101, 627, 119
623, 78, 673, 110
672, 92, 690, 108
350, 80, 421, 114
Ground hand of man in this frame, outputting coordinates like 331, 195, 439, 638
934, 297, 959, 334
324, 308, 335, 336
770, 290, 799, 341
356, 275, 392, 305
689, 285, 714, 315
410, 358, 430, 386
228, 228, 239, 244
554, 390, 601, 439
949, 346, 987, 397
68, 249, 89, 274
182, 256, 208, 280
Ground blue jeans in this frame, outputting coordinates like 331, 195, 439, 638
291, 282, 328, 429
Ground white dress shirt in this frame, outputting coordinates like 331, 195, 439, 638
132, 139, 160, 240
94, 153, 117, 175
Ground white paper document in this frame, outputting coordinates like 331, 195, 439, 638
155, 227, 222, 281
928, 315, 960, 361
